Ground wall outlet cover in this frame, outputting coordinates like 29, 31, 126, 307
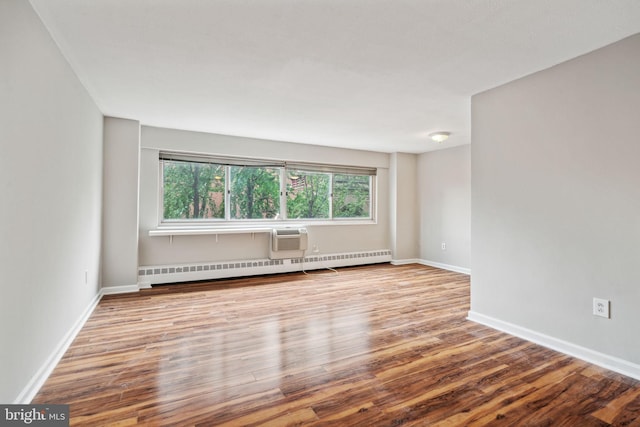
593, 297, 610, 319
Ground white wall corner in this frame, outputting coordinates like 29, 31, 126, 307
14, 292, 102, 404
467, 311, 640, 382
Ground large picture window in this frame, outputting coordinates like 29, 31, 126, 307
229, 166, 280, 220
159, 153, 375, 224
333, 174, 371, 218
162, 160, 225, 220
286, 170, 330, 220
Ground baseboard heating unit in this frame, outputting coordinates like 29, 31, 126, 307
138, 249, 392, 286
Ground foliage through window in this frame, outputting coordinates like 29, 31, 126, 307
160, 154, 375, 223
230, 166, 280, 220
163, 160, 225, 220
333, 174, 370, 218
286, 170, 330, 219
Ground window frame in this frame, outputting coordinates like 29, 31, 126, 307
285, 168, 332, 221
158, 152, 377, 227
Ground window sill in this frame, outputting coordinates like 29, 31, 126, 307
148, 220, 376, 237
149, 226, 273, 237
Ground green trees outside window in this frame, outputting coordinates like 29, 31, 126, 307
163, 160, 225, 220
229, 166, 280, 219
161, 157, 373, 222
333, 174, 370, 218
286, 170, 330, 219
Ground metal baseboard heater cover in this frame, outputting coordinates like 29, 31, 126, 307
270, 227, 308, 259
138, 249, 392, 286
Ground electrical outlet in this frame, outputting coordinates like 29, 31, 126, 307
593, 298, 610, 318
84, 270, 89, 285
312, 244, 320, 253
441, 242, 446, 250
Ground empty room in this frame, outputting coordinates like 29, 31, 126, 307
2, 0, 640, 425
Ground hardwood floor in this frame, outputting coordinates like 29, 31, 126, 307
34, 264, 639, 426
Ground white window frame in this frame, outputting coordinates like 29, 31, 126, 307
157, 152, 377, 228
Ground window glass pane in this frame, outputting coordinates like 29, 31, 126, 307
163, 160, 225, 220
229, 166, 280, 220
333, 174, 371, 218
286, 170, 330, 219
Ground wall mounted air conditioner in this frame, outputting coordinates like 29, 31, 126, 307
270, 227, 308, 259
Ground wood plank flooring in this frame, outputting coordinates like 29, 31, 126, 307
34, 264, 640, 426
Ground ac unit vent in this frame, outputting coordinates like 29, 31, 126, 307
270, 228, 308, 259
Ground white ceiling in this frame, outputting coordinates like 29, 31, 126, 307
30, 0, 640, 154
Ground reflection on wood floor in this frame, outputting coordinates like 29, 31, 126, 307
34, 264, 640, 426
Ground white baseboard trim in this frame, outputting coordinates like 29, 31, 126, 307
100, 284, 142, 295
15, 280, 159, 402
15, 291, 102, 404
390, 258, 421, 266
391, 258, 470, 275
467, 311, 640, 381
418, 259, 471, 275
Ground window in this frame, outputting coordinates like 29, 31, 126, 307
162, 160, 225, 220
286, 170, 330, 219
160, 153, 376, 224
333, 174, 371, 218
229, 166, 280, 220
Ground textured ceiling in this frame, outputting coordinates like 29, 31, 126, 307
30, 0, 640, 153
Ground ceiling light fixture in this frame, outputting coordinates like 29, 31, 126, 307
429, 132, 450, 143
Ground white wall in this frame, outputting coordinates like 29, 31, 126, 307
389, 153, 419, 261
139, 126, 390, 266
0, 1, 104, 403
102, 117, 140, 288
417, 145, 471, 270
471, 34, 640, 371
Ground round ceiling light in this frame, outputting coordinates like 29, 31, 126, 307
429, 132, 450, 143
